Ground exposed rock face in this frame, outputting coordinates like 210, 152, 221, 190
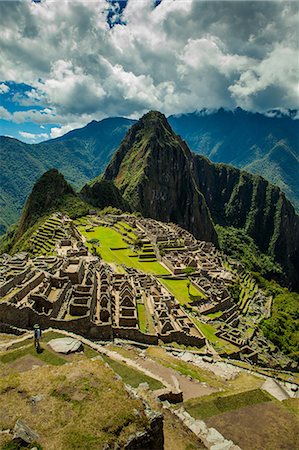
193, 155, 299, 289
103, 111, 217, 244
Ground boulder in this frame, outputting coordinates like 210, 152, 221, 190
13, 419, 39, 444
48, 337, 83, 354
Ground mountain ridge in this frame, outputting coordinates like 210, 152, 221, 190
1, 108, 298, 234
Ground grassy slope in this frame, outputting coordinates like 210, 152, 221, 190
256, 276, 299, 362
0, 359, 148, 450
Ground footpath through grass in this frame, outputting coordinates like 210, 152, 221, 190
102, 355, 164, 390
0, 345, 66, 366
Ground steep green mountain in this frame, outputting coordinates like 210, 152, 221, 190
168, 108, 299, 211
0, 118, 133, 233
193, 155, 299, 288
2, 169, 91, 254
1, 109, 298, 234
85, 111, 299, 289
17, 169, 89, 236
101, 111, 217, 244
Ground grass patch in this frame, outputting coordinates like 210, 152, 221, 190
9, 331, 66, 350
185, 389, 273, 420
102, 355, 163, 390
0, 359, 149, 450
137, 303, 146, 332
0, 345, 66, 366
160, 279, 204, 305
193, 319, 239, 354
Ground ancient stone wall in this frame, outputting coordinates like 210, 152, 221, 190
113, 327, 158, 345
160, 330, 205, 348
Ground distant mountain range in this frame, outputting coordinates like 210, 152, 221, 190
0, 107, 298, 234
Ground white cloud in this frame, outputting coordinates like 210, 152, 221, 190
0, 0, 298, 127
50, 123, 82, 139
19, 131, 48, 141
0, 83, 9, 94
0, 106, 11, 120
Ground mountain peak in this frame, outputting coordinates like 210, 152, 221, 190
101, 111, 217, 243
17, 169, 74, 236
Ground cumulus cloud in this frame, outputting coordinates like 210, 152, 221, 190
19, 131, 49, 141
0, 83, 9, 94
0, 0, 298, 131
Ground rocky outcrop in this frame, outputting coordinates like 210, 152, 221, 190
103, 111, 217, 244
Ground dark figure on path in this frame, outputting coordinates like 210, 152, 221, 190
33, 324, 42, 352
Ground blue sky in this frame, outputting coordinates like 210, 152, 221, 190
0, 0, 298, 143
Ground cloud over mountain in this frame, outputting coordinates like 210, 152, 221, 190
0, 0, 298, 136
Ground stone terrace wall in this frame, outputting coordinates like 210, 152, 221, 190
113, 327, 158, 345
160, 331, 205, 348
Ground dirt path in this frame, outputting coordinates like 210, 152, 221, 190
135, 356, 216, 400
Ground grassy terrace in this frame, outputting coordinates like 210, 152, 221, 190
78, 225, 169, 275
193, 319, 239, 354
184, 389, 273, 420
160, 278, 205, 305
0, 331, 100, 367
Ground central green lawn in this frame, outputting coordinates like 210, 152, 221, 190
184, 389, 273, 420
79, 225, 169, 275
160, 278, 205, 305
102, 355, 163, 390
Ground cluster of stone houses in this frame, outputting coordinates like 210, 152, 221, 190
0, 213, 272, 362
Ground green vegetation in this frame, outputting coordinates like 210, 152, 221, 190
216, 225, 284, 280
1, 440, 42, 450
0, 345, 66, 366
160, 279, 204, 305
79, 225, 169, 274
0, 359, 148, 449
80, 179, 129, 211
185, 389, 273, 420
256, 276, 299, 361
102, 355, 163, 390
137, 303, 146, 332
193, 319, 239, 354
